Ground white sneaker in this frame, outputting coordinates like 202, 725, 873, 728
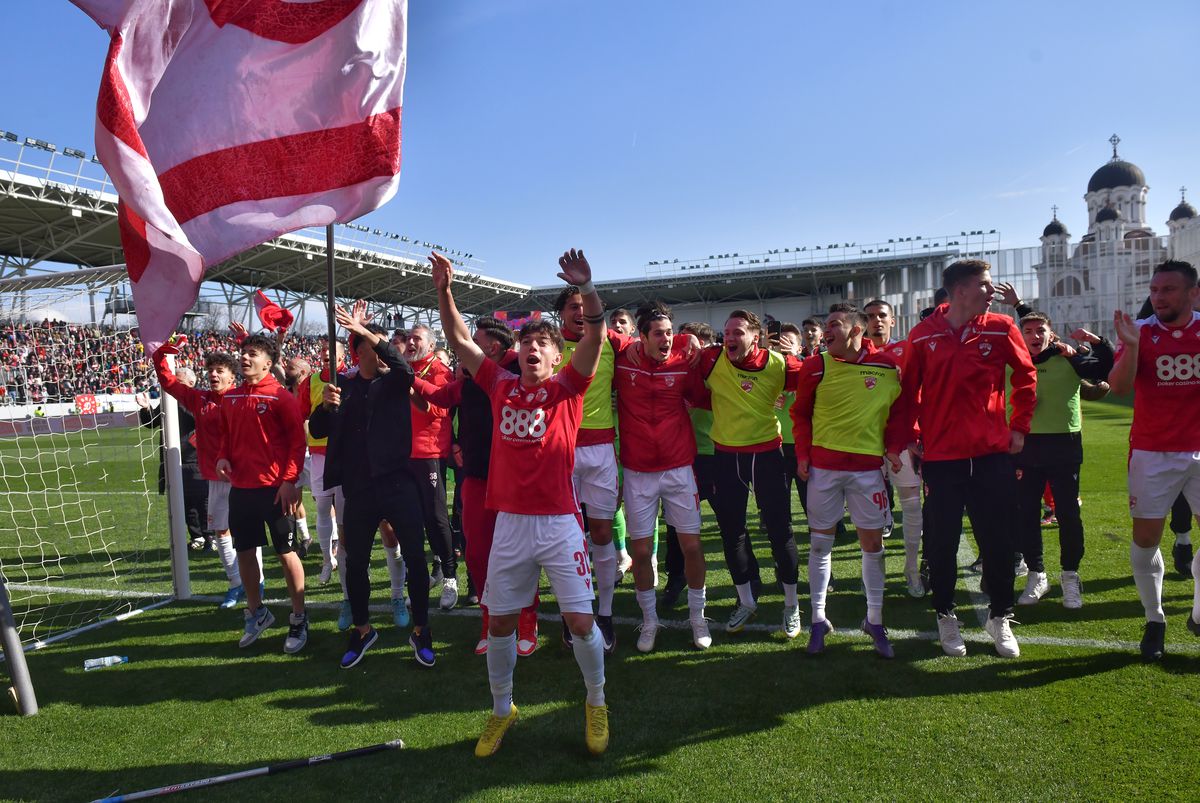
781, 604, 802, 639
936, 612, 967, 657
690, 616, 712, 649
439, 577, 459, 611
636, 620, 659, 653
318, 562, 333, 585
1061, 571, 1083, 609
905, 569, 927, 599
1017, 571, 1049, 605
984, 614, 1020, 657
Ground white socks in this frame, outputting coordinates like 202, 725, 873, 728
636, 588, 657, 627
1130, 543, 1165, 623
255, 547, 265, 584
1192, 551, 1200, 622
486, 631, 517, 716
687, 586, 706, 621
216, 534, 239, 586
591, 540, 616, 617
899, 487, 922, 574
782, 582, 798, 608
572, 622, 606, 707
384, 544, 406, 600
862, 547, 885, 626
295, 515, 310, 543
735, 582, 756, 609
809, 533, 834, 623
316, 503, 337, 567
1176, 530, 1192, 546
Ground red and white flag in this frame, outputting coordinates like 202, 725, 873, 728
253, 290, 294, 332
70, 0, 407, 350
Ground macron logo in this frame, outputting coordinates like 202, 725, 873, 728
929, 341, 938, 352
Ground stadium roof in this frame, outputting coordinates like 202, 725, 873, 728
0, 136, 531, 319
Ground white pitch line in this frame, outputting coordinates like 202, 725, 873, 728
180, 594, 1200, 654
9, 583, 168, 599
1, 490, 149, 496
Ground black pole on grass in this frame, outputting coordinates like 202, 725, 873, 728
92, 739, 404, 802
326, 223, 337, 379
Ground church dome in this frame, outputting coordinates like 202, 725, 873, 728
1170, 201, 1197, 221
1096, 203, 1122, 223
1043, 217, 1068, 237
1088, 160, 1146, 193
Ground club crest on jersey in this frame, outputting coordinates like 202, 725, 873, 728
978, 342, 993, 357
740, 380, 754, 392
1173, 329, 1183, 339
535, 387, 548, 403
255, 402, 268, 414
665, 376, 676, 387
864, 376, 877, 389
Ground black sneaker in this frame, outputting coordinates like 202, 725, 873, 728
1173, 541, 1194, 578
561, 616, 574, 649
410, 627, 436, 668
1187, 615, 1200, 638
1140, 620, 1166, 662
660, 575, 686, 609
429, 558, 444, 588
340, 627, 379, 669
881, 522, 894, 539
596, 614, 616, 655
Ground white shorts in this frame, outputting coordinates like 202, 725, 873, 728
573, 443, 619, 519
806, 466, 890, 531
888, 449, 920, 488
308, 452, 340, 499
483, 512, 595, 615
624, 466, 701, 538
207, 479, 231, 532
295, 452, 312, 489
1128, 449, 1200, 520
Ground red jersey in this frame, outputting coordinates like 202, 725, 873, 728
152, 347, 225, 481
217, 375, 306, 489
1126, 311, 1200, 451
474, 357, 592, 516
613, 346, 706, 472
887, 307, 1036, 461
410, 354, 453, 459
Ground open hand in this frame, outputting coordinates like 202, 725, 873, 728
556, 249, 593, 287
1113, 311, 1139, 348
430, 252, 454, 291
995, 282, 1020, 307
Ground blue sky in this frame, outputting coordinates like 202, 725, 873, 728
4, 1, 1200, 287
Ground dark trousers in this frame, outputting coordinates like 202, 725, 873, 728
410, 457, 457, 578
1171, 493, 1193, 535
1016, 462, 1084, 572
923, 453, 1017, 617
665, 454, 716, 580
343, 470, 430, 628
183, 476, 208, 543
713, 447, 799, 587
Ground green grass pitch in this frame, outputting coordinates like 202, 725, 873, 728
1, 400, 1198, 801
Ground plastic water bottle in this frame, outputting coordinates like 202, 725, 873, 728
83, 656, 129, 671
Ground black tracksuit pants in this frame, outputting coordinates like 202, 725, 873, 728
1015, 463, 1084, 573
343, 469, 430, 628
712, 447, 800, 587
410, 457, 457, 578
923, 453, 1017, 617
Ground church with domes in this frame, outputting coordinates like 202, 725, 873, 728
1034, 134, 1199, 332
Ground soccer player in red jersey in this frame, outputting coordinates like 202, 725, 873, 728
865, 298, 926, 597
613, 301, 711, 652
1109, 260, 1200, 659
432, 249, 610, 757
793, 304, 909, 658
215, 334, 308, 653
887, 259, 1036, 658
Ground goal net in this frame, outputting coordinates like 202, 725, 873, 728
0, 283, 175, 650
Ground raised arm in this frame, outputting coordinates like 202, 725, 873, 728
430, 252, 486, 377
558, 249, 605, 378
1107, 311, 1139, 395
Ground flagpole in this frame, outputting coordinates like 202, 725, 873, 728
326, 224, 337, 378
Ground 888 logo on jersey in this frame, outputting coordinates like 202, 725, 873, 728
498, 405, 548, 441
1154, 353, 1200, 384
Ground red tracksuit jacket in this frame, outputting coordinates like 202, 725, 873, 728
885, 306, 1036, 461
217, 374, 306, 489
410, 353, 453, 459
152, 348, 225, 481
